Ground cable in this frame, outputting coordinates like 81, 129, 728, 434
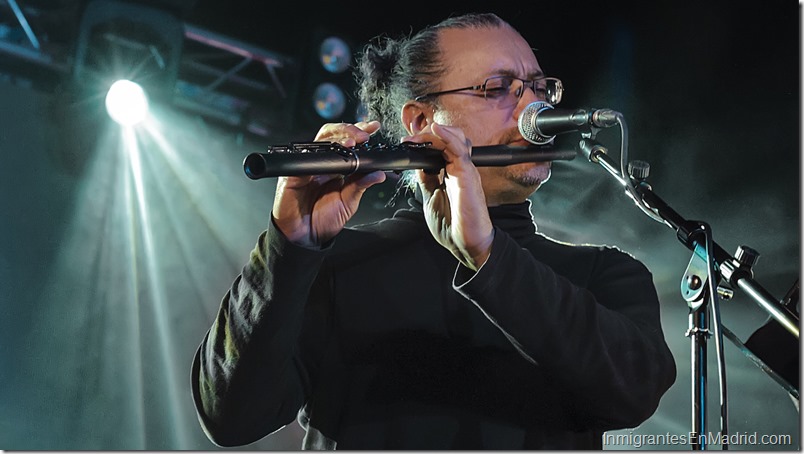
702, 221, 730, 449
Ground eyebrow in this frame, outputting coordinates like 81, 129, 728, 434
490, 68, 546, 80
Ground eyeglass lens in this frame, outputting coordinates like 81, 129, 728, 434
483, 76, 562, 106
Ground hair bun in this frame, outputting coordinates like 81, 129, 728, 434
358, 36, 401, 94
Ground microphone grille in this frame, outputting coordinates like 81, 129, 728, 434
518, 101, 554, 145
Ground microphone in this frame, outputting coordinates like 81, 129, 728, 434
518, 101, 622, 145
243, 141, 577, 179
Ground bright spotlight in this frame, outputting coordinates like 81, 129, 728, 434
105, 79, 149, 126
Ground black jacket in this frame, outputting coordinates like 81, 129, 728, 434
191, 199, 676, 449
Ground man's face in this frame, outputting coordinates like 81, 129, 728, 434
432, 26, 550, 206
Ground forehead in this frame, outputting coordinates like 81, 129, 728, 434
436, 25, 542, 84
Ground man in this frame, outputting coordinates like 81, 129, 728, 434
191, 13, 676, 449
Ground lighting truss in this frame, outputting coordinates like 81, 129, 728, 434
0, 0, 300, 139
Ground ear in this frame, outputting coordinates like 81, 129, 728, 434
401, 101, 433, 135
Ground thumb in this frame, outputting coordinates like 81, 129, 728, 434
341, 170, 387, 208
415, 168, 444, 205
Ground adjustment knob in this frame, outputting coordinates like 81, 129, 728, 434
735, 245, 760, 268
628, 160, 650, 180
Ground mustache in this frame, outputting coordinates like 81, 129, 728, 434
499, 128, 525, 145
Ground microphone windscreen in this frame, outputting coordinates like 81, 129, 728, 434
518, 101, 555, 145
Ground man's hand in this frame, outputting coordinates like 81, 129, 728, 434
404, 122, 494, 271
271, 121, 387, 247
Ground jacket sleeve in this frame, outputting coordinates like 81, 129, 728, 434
191, 219, 333, 447
453, 227, 677, 431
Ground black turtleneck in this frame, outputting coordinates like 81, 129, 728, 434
192, 196, 677, 450
392, 196, 539, 242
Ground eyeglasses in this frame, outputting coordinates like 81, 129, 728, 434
414, 75, 563, 108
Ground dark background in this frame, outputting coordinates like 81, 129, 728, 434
0, 0, 799, 449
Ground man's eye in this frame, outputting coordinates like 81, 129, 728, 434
484, 80, 511, 94
484, 87, 508, 99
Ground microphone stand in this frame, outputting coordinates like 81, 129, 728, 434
577, 136, 799, 450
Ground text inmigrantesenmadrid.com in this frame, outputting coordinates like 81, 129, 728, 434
603, 431, 794, 448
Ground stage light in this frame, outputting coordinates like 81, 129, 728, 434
319, 36, 351, 74
313, 82, 346, 120
105, 79, 149, 126
74, 0, 183, 127
294, 32, 357, 132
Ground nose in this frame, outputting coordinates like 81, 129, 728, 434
522, 81, 547, 104
513, 84, 542, 122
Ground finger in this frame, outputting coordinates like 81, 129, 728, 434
340, 170, 387, 209
415, 168, 444, 204
402, 123, 471, 169
354, 120, 381, 136
400, 128, 446, 177
344, 170, 386, 191
430, 122, 472, 165
277, 174, 314, 190
401, 127, 443, 148
315, 122, 375, 144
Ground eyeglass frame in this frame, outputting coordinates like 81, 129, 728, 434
413, 75, 564, 106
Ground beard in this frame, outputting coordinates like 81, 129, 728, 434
476, 162, 551, 205
504, 161, 551, 189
